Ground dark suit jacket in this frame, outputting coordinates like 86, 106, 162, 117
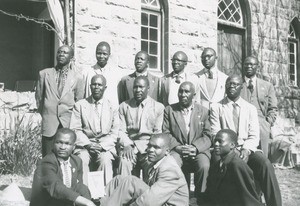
205, 151, 262, 206
163, 103, 211, 157
118, 72, 162, 103
30, 153, 90, 206
35, 67, 84, 137
240, 78, 278, 125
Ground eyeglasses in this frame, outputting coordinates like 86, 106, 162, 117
225, 82, 241, 87
201, 55, 214, 59
244, 63, 258, 66
171, 59, 187, 63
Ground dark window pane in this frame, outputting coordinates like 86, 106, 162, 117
150, 14, 158, 27
149, 56, 158, 69
290, 54, 295, 63
150, 28, 158, 41
150, 42, 157, 55
289, 43, 295, 53
290, 74, 295, 81
142, 12, 148, 26
141, 27, 148, 39
141, 41, 148, 52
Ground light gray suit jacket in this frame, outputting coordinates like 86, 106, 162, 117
35, 67, 84, 137
70, 96, 119, 154
210, 97, 259, 152
195, 68, 228, 109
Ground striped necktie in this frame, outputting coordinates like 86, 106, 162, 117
63, 161, 71, 188
232, 103, 239, 133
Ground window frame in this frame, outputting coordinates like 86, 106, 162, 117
288, 20, 300, 87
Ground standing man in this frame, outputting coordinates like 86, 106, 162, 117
210, 75, 282, 206
161, 51, 199, 106
195, 47, 228, 109
118, 76, 165, 179
36, 45, 84, 157
30, 128, 95, 206
163, 81, 211, 204
205, 129, 262, 206
240, 56, 278, 156
118, 51, 161, 103
83, 41, 121, 109
70, 75, 119, 185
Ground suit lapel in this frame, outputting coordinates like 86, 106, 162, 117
238, 99, 247, 137
126, 74, 135, 99
85, 97, 97, 133
46, 68, 60, 98
172, 107, 188, 140
199, 74, 210, 100
69, 156, 77, 187
222, 100, 235, 130
101, 100, 111, 133
240, 82, 248, 100
188, 105, 202, 144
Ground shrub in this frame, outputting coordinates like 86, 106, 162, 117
0, 111, 42, 176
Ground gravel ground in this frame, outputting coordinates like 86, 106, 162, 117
0, 168, 299, 206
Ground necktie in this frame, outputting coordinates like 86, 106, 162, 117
57, 69, 67, 96
232, 103, 239, 133
208, 70, 213, 79
248, 79, 254, 93
63, 161, 71, 188
175, 75, 181, 84
95, 102, 101, 132
147, 167, 156, 186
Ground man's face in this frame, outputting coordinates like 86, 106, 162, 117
147, 137, 168, 163
133, 79, 149, 102
56, 46, 72, 66
96, 45, 110, 67
90, 77, 106, 101
172, 53, 187, 74
135, 52, 149, 73
178, 83, 194, 108
201, 49, 217, 70
214, 133, 234, 157
225, 76, 242, 101
243, 57, 258, 78
53, 133, 75, 161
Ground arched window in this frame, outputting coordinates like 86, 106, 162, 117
217, 0, 251, 76
288, 23, 299, 86
141, 0, 168, 73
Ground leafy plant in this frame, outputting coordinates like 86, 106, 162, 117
0, 111, 42, 176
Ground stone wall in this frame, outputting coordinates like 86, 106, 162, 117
74, 0, 300, 129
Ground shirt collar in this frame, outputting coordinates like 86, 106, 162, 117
172, 71, 186, 79
227, 97, 242, 107
91, 97, 103, 105
134, 96, 150, 107
245, 76, 257, 85
58, 158, 71, 167
153, 155, 167, 169
180, 103, 194, 112
135, 71, 148, 77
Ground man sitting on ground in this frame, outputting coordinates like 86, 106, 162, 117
205, 129, 262, 206
30, 128, 95, 206
100, 133, 189, 206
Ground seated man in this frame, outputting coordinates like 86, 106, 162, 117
30, 128, 95, 206
205, 129, 262, 206
70, 74, 119, 185
118, 76, 165, 179
210, 74, 282, 206
163, 81, 211, 204
100, 133, 189, 206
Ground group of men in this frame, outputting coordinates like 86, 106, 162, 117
31, 41, 281, 206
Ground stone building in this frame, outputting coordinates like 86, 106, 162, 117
1, 0, 300, 132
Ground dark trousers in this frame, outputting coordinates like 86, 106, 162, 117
41, 124, 63, 157
171, 151, 210, 202
258, 116, 271, 157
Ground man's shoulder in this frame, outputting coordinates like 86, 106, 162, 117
148, 97, 164, 109
239, 97, 257, 110
120, 72, 135, 81
158, 155, 182, 173
39, 67, 55, 75
257, 77, 273, 88
194, 68, 206, 77
41, 153, 58, 165
166, 103, 180, 112
194, 103, 209, 113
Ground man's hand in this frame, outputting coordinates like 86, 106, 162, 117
120, 145, 136, 163
89, 143, 103, 152
83, 129, 95, 139
175, 145, 197, 159
239, 148, 251, 162
74, 196, 96, 206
